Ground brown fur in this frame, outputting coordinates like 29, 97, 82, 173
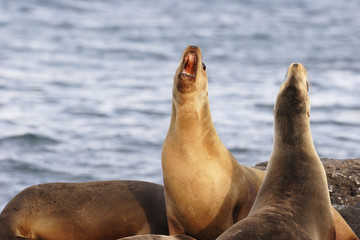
119, 234, 195, 240
177, 74, 197, 94
217, 63, 336, 240
0, 181, 168, 240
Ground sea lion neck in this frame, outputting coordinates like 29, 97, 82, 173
169, 97, 216, 140
273, 63, 313, 150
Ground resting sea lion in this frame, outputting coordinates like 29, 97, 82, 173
217, 63, 337, 239
161, 45, 264, 240
0, 181, 168, 240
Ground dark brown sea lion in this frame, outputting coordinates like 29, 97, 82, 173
217, 63, 337, 240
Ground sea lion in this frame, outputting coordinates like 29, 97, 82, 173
217, 63, 337, 240
119, 234, 195, 240
0, 181, 168, 240
161, 45, 264, 240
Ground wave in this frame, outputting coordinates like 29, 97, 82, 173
64, 108, 109, 118
311, 120, 360, 128
313, 105, 360, 111
116, 108, 168, 117
1, 158, 48, 174
228, 147, 251, 154
0, 133, 60, 146
254, 103, 274, 111
0, 158, 96, 182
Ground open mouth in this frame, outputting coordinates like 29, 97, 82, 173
181, 51, 197, 77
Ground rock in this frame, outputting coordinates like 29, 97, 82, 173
253, 158, 360, 236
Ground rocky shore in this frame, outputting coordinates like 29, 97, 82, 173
254, 158, 360, 236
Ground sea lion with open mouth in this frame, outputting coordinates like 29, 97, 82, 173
161, 45, 264, 240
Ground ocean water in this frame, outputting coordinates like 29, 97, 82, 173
0, 0, 359, 210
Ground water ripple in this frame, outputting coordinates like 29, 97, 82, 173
0, 133, 60, 146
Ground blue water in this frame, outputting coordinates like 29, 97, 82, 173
0, 0, 359, 210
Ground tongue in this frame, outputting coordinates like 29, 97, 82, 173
182, 52, 197, 76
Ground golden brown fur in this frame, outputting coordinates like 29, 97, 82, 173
161, 45, 264, 240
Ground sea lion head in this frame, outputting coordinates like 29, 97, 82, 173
275, 63, 310, 117
173, 45, 208, 103
274, 63, 311, 145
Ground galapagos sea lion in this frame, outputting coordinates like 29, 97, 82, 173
0, 181, 168, 240
217, 63, 337, 240
161, 45, 264, 240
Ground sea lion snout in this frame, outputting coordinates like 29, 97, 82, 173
177, 51, 197, 93
182, 51, 197, 77
288, 63, 305, 75
286, 63, 309, 91
176, 46, 204, 94
179, 45, 204, 78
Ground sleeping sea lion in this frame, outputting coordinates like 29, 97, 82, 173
0, 181, 168, 240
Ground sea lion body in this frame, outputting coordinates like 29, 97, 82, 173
0, 181, 168, 240
161, 45, 264, 240
217, 63, 336, 240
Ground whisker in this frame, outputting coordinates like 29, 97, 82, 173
304, 65, 311, 90
284, 72, 288, 81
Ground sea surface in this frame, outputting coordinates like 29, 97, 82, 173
0, 0, 359, 210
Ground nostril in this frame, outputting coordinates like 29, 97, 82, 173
293, 63, 298, 67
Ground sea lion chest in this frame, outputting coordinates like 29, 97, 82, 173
163, 142, 236, 234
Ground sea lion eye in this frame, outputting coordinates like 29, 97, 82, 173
202, 63, 206, 71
